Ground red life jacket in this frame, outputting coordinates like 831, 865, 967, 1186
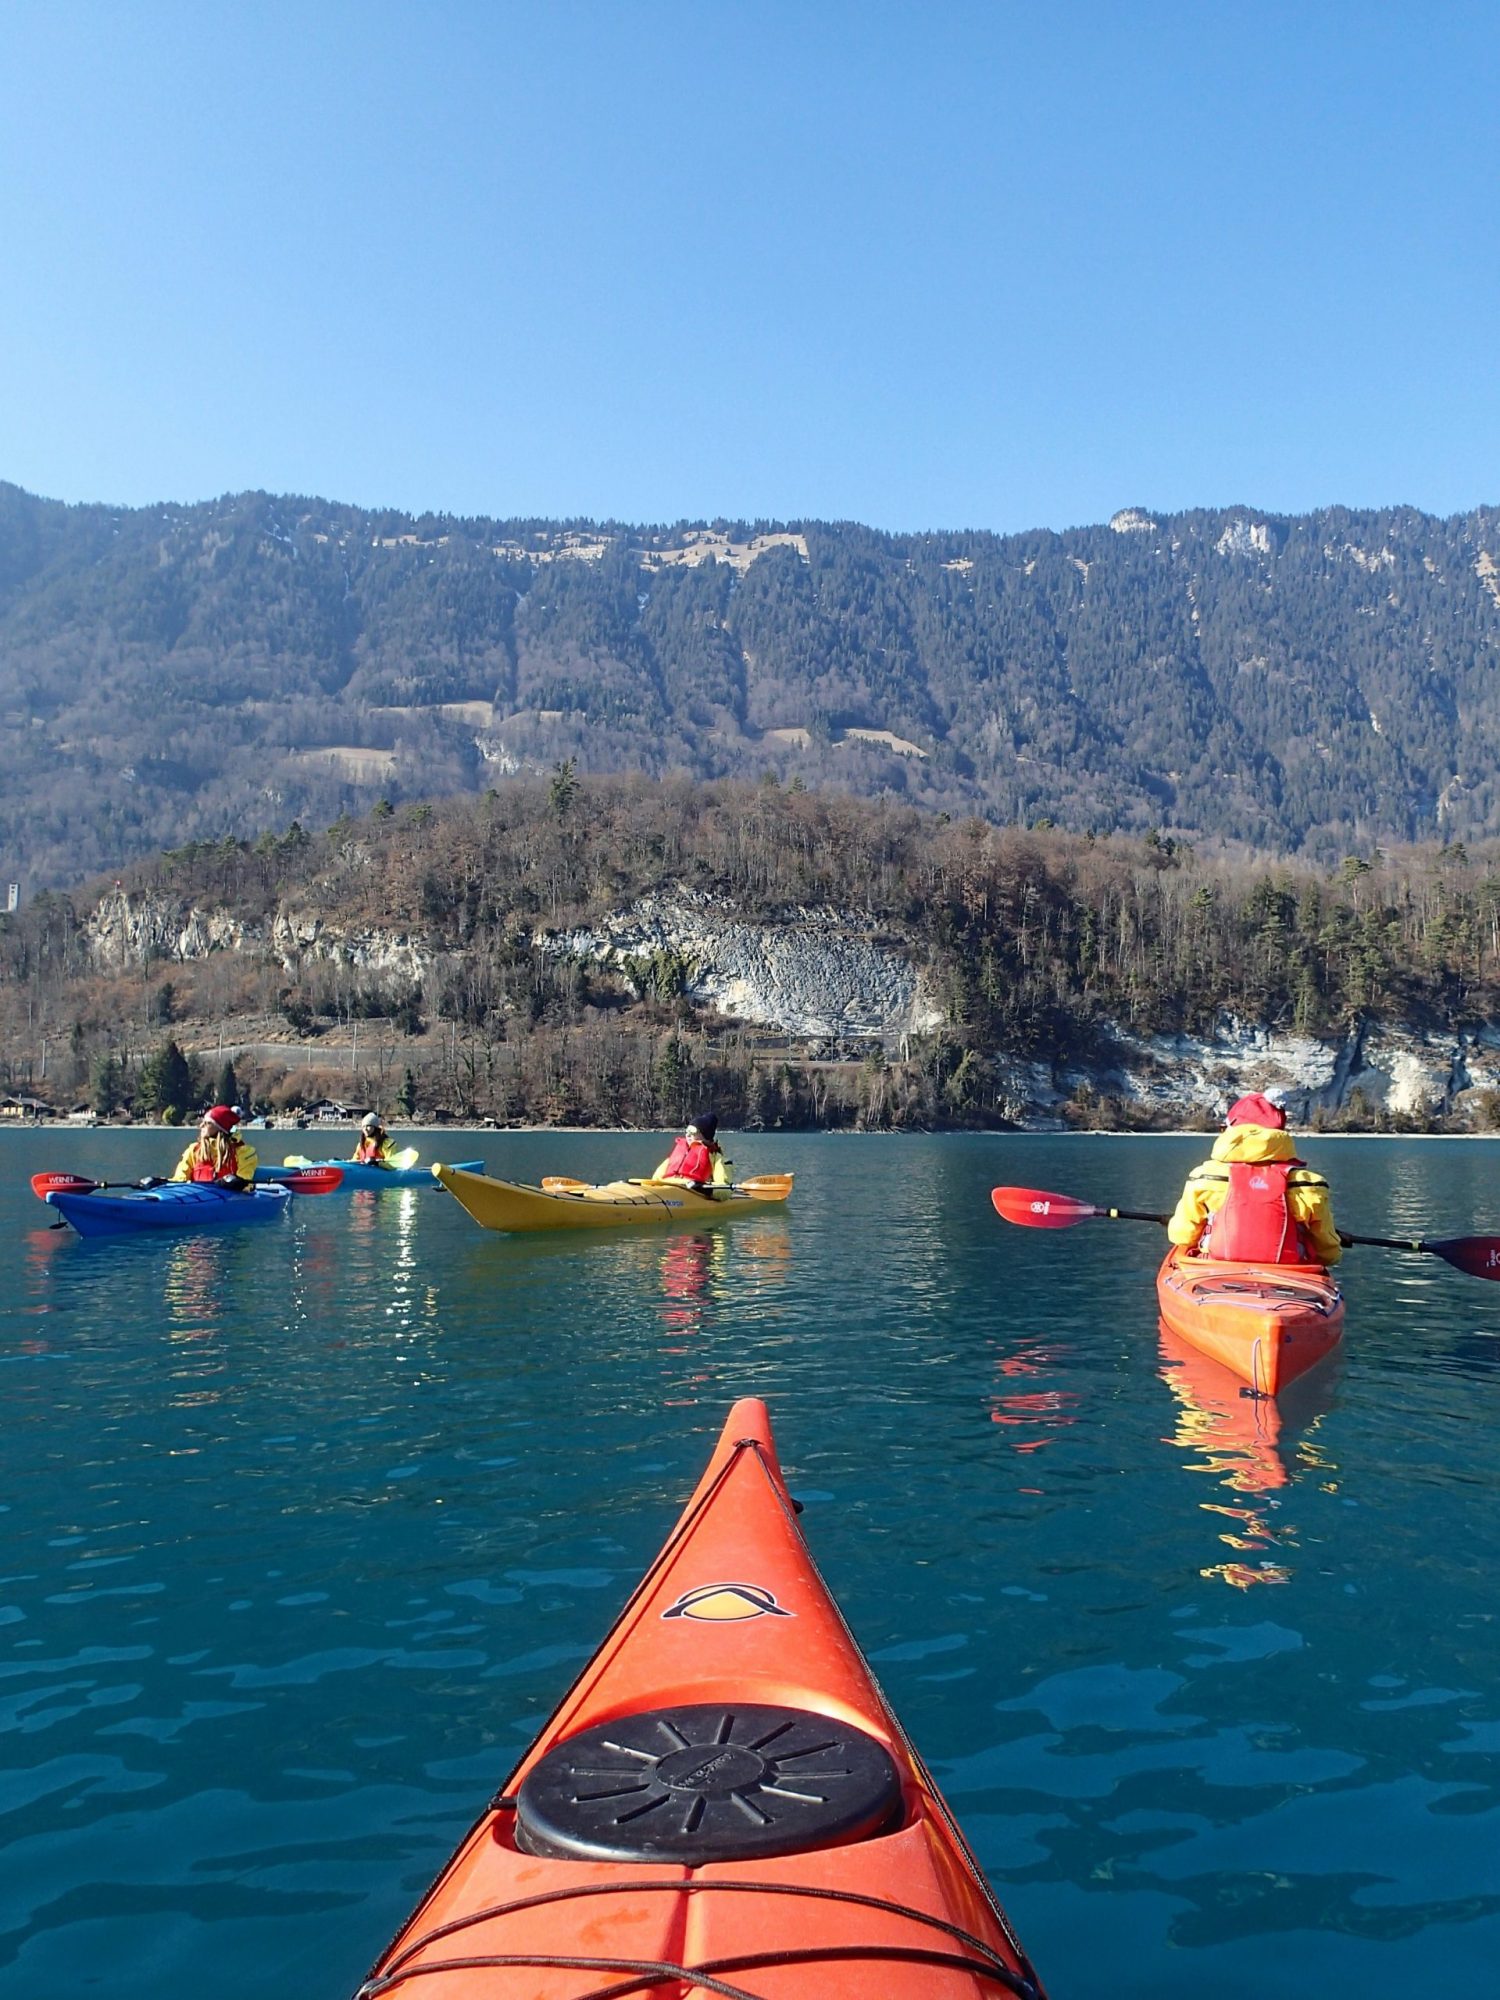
354, 1139, 385, 1164
188, 1135, 242, 1184
1203, 1159, 1309, 1263
664, 1136, 713, 1185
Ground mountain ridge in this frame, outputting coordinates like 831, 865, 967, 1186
3, 479, 1499, 887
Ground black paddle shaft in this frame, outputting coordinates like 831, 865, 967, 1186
1343, 1231, 1434, 1251
1013, 1187, 1500, 1283
1118, 1212, 1500, 1281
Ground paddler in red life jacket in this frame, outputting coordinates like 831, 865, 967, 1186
353, 1112, 396, 1166
170, 1104, 258, 1190
1167, 1093, 1341, 1266
653, 1113, 732, 1195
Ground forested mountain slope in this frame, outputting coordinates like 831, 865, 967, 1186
3, 481, 1499, 887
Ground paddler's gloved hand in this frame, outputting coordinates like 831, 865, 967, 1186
1337, 1230, 1354, 1247
136, 1176, 165, 1189
226, 1176, 250, 1192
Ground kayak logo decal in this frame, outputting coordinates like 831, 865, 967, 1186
662, 1582, 793, 1623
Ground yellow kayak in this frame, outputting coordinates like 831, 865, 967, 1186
432, 1164, 792, 1233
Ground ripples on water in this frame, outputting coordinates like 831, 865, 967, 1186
3, 1130, 1499, 1996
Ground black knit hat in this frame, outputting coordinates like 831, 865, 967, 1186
692, 1113, 718, 1143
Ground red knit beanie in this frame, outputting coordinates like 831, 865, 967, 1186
1226, 1092, 1286, 1129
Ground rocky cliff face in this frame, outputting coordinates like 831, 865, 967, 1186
86, 890, 436, 983
83, 890, 1500, 1124
539, 892, 943, 1043
996, 1018, 1500, 1127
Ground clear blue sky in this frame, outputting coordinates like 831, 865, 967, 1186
2, 1, 1496, 533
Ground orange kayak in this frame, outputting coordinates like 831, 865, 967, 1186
1156, 1246, 1344, 1395
355, 1399, 1045, 1999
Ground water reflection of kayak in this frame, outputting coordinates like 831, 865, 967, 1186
356, 1397, 1046, 1999
1157, 1322, 1343, 1589
1157, 1322, 1293, 1493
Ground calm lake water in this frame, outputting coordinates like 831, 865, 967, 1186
3, 1128, 1499, 1998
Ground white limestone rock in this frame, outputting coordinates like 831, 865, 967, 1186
540, 892, 941, 1044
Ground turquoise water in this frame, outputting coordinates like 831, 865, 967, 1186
4, 1128, 1500, 1997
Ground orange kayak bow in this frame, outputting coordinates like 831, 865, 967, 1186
356, 1399, 1045, 1999
1156, 1246, 1344, 1395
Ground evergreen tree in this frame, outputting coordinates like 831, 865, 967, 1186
549, 758, 578, 820
89, 1051, 123, 1118
138, 1039, 199, 1122
654, 1035, 689, 1121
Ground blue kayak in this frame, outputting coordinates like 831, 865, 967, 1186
46, 1181, 294, 1238
256, 1158, 484, 1190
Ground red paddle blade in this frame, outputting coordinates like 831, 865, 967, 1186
1429, 1235, 1500, 1281
991, 1185, 1102, 1228
285, 1167, 343, 1194
31, 1172, 94, 1199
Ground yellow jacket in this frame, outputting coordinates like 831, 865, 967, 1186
171, 1132, 258, 1185
1167, 1123, 1341, 1265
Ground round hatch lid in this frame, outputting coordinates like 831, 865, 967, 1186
514, 1701, 902, 1865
